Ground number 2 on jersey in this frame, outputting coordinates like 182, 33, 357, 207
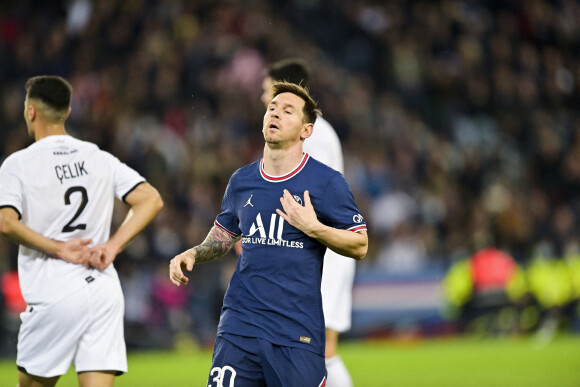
62, 186, 88, 232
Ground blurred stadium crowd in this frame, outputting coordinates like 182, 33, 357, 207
1, 0, 579, 353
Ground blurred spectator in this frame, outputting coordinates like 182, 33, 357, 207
443, 247, 528, 335
527, 242, 575, 342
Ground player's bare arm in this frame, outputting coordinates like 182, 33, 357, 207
90, 182, 163, 270
169, 225, 241, 286
277, 189, 368, 260
0, 207, 92, 266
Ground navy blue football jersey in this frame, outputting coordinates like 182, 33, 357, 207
214, 153, 366, 356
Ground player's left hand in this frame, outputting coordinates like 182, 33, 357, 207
277, 189, 319, 235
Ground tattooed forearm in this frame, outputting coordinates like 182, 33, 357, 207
191, 225, 241, 263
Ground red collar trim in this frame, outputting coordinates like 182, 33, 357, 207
260, 153, 309, 182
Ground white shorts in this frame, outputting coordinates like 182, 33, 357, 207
321, 249, 356, 333
17, 271, 127, 378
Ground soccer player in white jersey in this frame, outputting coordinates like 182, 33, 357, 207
0, 75, 163, 387
170, 82, 367, 386
261, 59, 356, 387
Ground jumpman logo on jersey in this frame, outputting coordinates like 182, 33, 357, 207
244, 194, 254, 207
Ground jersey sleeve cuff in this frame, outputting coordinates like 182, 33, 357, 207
214, 220, 241, 237
121, 181, 146, 203
348, 225, 367, 232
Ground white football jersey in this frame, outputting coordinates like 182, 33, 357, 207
303, 115, 344, 173
304, 115, 357, 332
0, 135, 145, 305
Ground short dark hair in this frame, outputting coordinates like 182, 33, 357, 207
271, 81, 321, 124
266, 58, 310, 87
25, 75, 72, 113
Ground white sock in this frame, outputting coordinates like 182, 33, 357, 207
325, 355, 353, 387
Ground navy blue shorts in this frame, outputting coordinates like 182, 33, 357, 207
207, 333, 327, 387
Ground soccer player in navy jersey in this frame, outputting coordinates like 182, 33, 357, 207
169, 81, 368, 387
262, 58, 356, 387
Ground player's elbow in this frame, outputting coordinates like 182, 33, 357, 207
152, 191, 164, 215
143, 185, 164, 217
0, 220, 9, 238
352, 242, 368, 261
339, 236, 368, 260
0, 213, 17, 238
351, 232, 368, 260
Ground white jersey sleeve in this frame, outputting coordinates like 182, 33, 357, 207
0, 135, 145, 305
0, 155, 24, 217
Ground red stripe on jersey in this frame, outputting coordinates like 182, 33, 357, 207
318, 376, 326, 387
260, 153, 309, 182
214, 220, 240, 237
349, 225, 367, 232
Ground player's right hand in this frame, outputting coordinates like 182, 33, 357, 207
169, 250, 196, 286
55, 238, 92, 267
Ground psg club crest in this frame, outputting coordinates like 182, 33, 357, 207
293, 195, 302, 205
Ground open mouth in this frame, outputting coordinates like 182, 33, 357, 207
268, 123, 279, 130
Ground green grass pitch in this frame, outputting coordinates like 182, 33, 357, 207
0, 334, 578, 386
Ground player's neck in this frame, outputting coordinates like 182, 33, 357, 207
262, 145, 305, 176
33, 123, 67, 142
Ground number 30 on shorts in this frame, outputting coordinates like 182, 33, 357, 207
208, 365, 236, 387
